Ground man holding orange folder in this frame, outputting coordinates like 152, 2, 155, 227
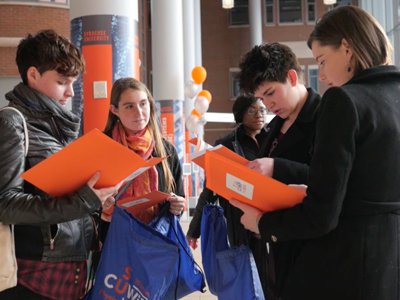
238, 43, 321, 300
189, 43, 321, 300
0, 30, 121, 300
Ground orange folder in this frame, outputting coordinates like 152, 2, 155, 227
192, 145, 305, 212
191, 144, 248, 169
118, 191, 170, 216
21, 129, 164, 197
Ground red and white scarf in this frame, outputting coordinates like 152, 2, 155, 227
103, 123, 159, 223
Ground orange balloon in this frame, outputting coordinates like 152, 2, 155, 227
191, 66, 207, 84
198, 89, 212, 103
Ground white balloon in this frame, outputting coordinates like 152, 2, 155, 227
199, 115, 207, 126
184, 80, 201, 99
194, 96, 209, 114
186, 115, 201, 133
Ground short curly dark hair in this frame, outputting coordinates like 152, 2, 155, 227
239, 42, 302, 94
16, 29, 85, 84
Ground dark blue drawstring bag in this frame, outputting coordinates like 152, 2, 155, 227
201, 204, 265, 300
86, 206, 205, 300
149, 206, 206, 299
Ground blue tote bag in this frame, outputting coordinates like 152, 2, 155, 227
200, 204, 265, 300
86, 206, 204, 300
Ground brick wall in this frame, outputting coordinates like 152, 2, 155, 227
0, 4, 70, 76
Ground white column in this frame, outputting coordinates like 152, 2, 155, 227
193, 0, 203, 66
183, 0, 196, 119
151, 0, 184, 100
249, 0, 263, 48
151, 0, 185, 165
192, 0, 204, 142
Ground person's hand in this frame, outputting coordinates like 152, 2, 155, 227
247, 158, 274, 177
230, 199, 262, 235
167, 193, 185, 215
187, 236, 198, 250
87, 172, 122, 211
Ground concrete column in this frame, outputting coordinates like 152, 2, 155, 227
70, 0, 139, 134
249, 0, 263, 48
151, 0, 185, 164
193, 0, 203, 66
183, 0, 204, 207
183, 0, 196, 117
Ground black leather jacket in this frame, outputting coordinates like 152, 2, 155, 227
0, 83, 102, 262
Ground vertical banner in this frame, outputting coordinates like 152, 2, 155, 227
157, 99, 185, 164
71, 14, 139, 134
82, 15, 113, 134
157, 99, 187, 215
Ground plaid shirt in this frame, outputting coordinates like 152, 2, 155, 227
17, 258, 87, 300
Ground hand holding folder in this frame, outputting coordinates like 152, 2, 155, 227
118, 191, 170, 216
21, 129, 164, 197
192, 145, 305, 212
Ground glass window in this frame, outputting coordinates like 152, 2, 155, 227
308, 66, 319, 92
279, 0, 302, 23
265, 0, 274, 24
230, 70, 241, 99
229, 0, 249, 26
307, 0, 316, 23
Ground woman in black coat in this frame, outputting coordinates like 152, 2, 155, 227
233, 6, 400, 300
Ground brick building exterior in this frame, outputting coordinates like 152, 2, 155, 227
0, 3, 69, 78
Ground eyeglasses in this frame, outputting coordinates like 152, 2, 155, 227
246, 107, 267, 116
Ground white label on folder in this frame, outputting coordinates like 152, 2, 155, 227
226, 173, 254, 200
121, 198, 150, 208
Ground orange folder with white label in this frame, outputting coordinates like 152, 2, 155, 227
192, 145, 305, 212
21, 129, 164, 197
118, 191, 170, 216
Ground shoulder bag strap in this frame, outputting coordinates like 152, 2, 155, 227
0, 107, 29, 156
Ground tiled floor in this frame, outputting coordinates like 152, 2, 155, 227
180, 219, 217, 300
